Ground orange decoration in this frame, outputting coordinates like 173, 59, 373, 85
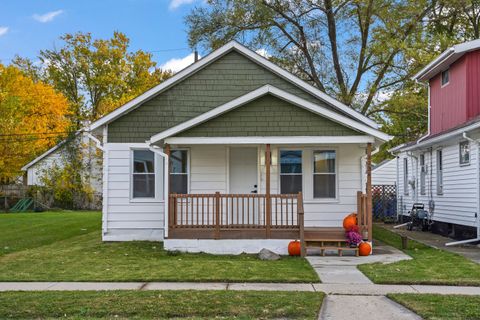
343, 213, 357, 230
359, 242, 372, 256
288, 240, 301, 256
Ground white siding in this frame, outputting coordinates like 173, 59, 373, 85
372, 159, 397, 185
397, 140, 478, 227
25, 133, 103, 193
103, 143, 366, 241
103, 143, 165, 241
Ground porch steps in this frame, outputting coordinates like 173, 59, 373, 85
304, 227, 359, 257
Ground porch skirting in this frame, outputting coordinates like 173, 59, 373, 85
164, 239, 291, 255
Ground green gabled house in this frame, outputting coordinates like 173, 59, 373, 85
88, 41, 390, 255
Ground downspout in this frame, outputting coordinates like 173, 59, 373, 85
446, 132, 480, 246
417, 82, 431, 144
148, 142, 170, 238
406, 152, 418, 202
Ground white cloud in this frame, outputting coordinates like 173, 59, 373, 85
160, 53, 198, 72
0, 26, 9, 37
256, 48, 271, 58
169, 0, 196, 10
33, 10, 64, 23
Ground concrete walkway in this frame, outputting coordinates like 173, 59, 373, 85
307, 242, 411, 284
381, 223, 480, 264
1, 281, 480, 295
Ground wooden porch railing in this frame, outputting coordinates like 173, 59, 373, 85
357, 191, 372, 242
168, 192, 304, 239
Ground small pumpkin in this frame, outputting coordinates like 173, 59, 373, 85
288, 240, 301, 256
359, 242, 372, 256
343, 213, 357, 230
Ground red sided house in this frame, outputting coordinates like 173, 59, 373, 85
393, 39, 480, 243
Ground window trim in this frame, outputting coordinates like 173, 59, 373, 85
278, 149, 303, 195
436, 149, 443, 195
403, 158, 409, 196
420, 153, 426, 195
441, 69, 450, 87
130, 149, 162, 202
459, 140, 470, 166
169, 148, 190, 194
312, 149, 338, 200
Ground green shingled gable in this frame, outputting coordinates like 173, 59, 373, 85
176, 94, 360, 137
107, 50, 356, 142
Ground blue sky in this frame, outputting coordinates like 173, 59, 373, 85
0, 0, 202, 71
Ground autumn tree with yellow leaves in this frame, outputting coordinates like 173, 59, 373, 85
0, 64, 70, 181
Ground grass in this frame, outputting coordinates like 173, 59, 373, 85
0, 290, 325, 319
389, 294, 480, 320
0, 211, 318, 283
0, 211, 101, 256
358, 225, 480, 286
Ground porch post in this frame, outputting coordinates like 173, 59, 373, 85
366, 142, 373, 242
165, 144, 172, 232
265, 144, 271, 238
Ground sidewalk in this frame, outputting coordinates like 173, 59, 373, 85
1, 281, 480, 295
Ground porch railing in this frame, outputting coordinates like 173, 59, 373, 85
168, 192, 304, 239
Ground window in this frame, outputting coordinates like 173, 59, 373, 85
170, 150, 188, 194
460, 141, 470, 165
313, 150, 336, 198
279, 150, 302, 194
441, 69, 449, 86
132, 150, 155, 198
403, 158, 409, 195
436, 150, 443, 195
420, 154, 426, 195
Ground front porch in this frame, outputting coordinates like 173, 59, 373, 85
162, 142, 374, 256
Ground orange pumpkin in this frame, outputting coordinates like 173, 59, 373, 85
359, 242, 372, 256
288, 240, 301, 256
343, 213, 357, 230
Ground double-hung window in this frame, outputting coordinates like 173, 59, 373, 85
436, 150, 443, 195
420, 154, 426, 195
132, 150, 155, 198
403, 158, 409, 195
313, 150, 336, 198
170, 149, 188, 194
460, 141, 470, 165
279, 150, 302, 194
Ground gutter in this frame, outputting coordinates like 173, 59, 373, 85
400, 121, 480, 152
446, 132, 480, 246
147, 142, 170, 238
413, 49, 455, 82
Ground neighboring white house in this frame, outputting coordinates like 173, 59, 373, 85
87, 41, 390, 254
393, 40, 480, 240
22, 131, 103, 194
372, 159, 397, 186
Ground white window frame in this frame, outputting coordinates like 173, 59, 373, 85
312, 149, 337, 200
420, 154, 426, 195
130, 149, 162, 202
278, 149, 303, 195
441, 69, 450, 87
436, 149, 443, 195
169, 148, 190, 194
459, 140, 470, 166
403, 158, 409, 195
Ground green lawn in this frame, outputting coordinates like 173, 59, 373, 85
0, 211, 318, 283
0, 290, 324, 319
358, 225, 480, 286
0, 211, 101, 256
389, 294, 480, 320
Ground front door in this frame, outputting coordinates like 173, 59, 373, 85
229, 147, 258, 194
